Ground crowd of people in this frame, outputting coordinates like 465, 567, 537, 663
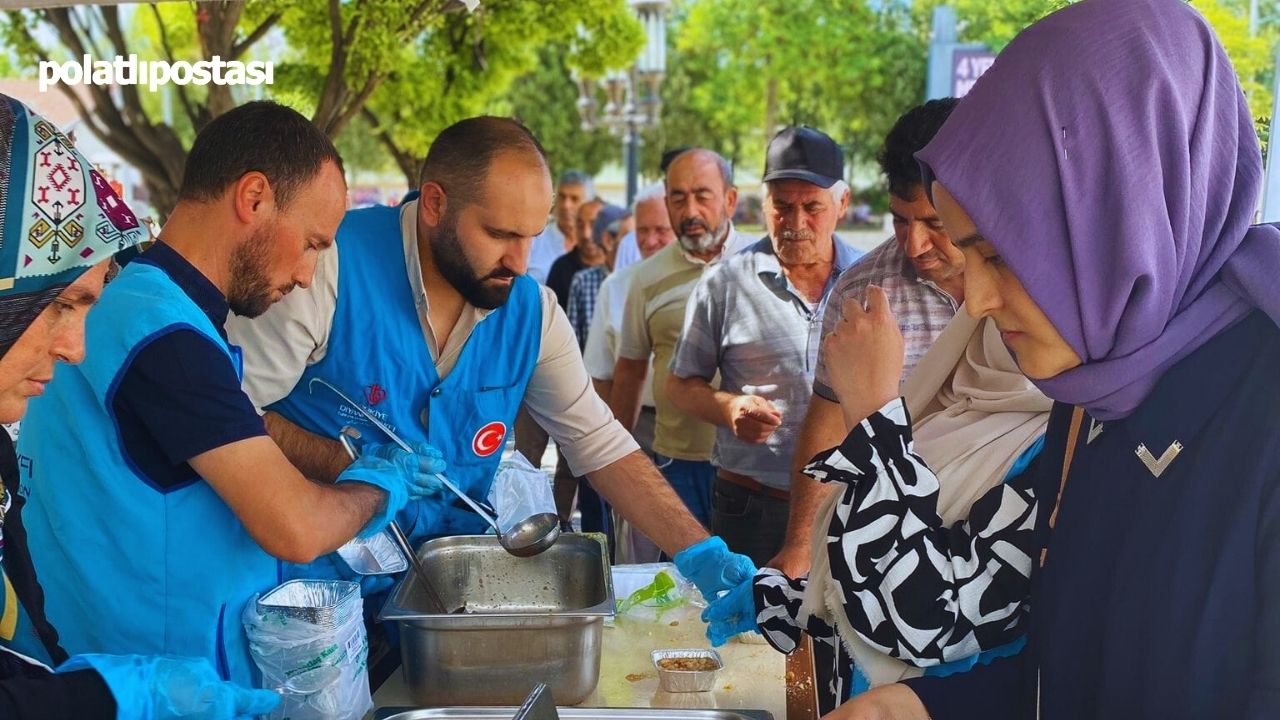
0, 0, 1275, 718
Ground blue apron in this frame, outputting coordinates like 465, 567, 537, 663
17, 261, 280, 685
268, 205, 541, 553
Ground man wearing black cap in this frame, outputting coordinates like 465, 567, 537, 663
768, 99, 963, 577
666, 127, 862, 563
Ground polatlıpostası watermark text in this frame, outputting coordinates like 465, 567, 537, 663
40, 55, 272, 93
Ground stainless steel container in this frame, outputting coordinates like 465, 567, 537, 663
378, 534, 614, 706
374, 709, 773, 720
651, 649, 723, 693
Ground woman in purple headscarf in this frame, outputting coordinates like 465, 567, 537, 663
790, 0, 1280, 717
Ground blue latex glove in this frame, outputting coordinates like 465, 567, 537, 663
673, 536, 756, 601
337, 440, 448, 537
700, 575, 761, 647
58, 654, 280, 720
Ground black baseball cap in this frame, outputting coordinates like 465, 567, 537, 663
762, 126, 844, 188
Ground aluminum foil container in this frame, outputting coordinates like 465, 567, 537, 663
337, 529, 408, 575
255, 579, 361, 629
652, 648, 723, 693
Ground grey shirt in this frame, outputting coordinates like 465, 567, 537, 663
671, 237, 862, 489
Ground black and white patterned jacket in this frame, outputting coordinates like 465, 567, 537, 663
753, 398, 1039, 710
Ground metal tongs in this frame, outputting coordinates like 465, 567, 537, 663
513, 683, 559, 720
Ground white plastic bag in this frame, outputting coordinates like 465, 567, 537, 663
243, 580, 372, 720
487, 451, 557, 533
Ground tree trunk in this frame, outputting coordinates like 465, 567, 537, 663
363, 110, 421, 191
197, 1, 244, 119
24, 0, 441, 218
765, 72, 779, 143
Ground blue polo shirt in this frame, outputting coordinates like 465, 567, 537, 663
111, 243, 266, 487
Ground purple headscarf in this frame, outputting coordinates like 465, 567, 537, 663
916, 0, 1280, 420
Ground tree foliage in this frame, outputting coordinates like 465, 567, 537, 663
650, 0, 1280, 184
2, 0, 642, 217
493, 46, 622, 180
358, 0, 643, 187
655, 0, 927, 174
919, 0, 1279, 134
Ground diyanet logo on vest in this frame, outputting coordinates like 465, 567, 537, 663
472, 422, 506, 457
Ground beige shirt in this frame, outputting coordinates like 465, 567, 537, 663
225, 201, 638, 476
582, 262, 655, 407
616, 230, 742, 461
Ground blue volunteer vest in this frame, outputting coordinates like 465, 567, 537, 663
268, 205, 542, 543
17, 261, 280, 685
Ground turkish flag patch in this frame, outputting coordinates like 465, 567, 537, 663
472, 421, 507, 457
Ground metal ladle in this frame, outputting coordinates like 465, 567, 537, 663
309, 377, 559, 558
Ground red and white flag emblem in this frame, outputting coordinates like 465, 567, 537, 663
472, 421, 506, 457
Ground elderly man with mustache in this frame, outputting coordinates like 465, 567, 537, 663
666, 128, 862, 563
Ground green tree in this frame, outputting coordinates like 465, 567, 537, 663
358, 0, 643, 188
1193, 0, 1280, 124
654, 0, 1280, 185
494, 47, 622, 180
2, 0, 641, 216
918, 0, 1279, 132
653, 0, 927, 176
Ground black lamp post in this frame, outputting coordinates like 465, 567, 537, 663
574, 0, 668, 206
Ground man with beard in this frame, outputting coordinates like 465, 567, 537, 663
608, 149, 751, 527
228, 118, 756, 611
17, 102, 444, 687
667, 127, 862, 564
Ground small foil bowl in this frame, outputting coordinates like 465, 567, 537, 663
651, 648, 723, 693
255, 579, 361, 630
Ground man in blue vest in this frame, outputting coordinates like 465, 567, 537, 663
228, 116, 755, 609
16, 102, 448, 687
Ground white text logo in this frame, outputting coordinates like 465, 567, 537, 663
39, 55, 273, 93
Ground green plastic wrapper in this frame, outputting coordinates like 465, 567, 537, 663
617, 570, 688, 620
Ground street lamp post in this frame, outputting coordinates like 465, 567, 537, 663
575, 0, 668, 206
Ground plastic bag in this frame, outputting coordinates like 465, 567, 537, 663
612, 563, 704, 624
487, 451, 557, 534
611, 508, 662, 565
242, 580, 372, 720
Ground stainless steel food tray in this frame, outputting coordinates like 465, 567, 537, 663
379, 534, 615, 623
375, 708, 774, 720
377, 534, 615, 705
